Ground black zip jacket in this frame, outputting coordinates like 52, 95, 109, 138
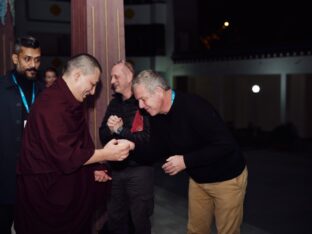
99, 94, 151, 169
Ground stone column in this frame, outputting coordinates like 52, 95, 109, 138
71, 0, 125, 147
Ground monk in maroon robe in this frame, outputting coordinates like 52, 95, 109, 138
15, 54, 134, 234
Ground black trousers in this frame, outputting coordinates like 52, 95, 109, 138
0, 204, 14, 234
107, 166, 154, 234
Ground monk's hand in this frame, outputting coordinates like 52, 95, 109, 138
117, 139, 135, 151
162, 155, 186, 176
104, 139, 134, 161
94, 170, 112, 182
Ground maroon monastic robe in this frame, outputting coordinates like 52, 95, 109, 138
15, 78, 108, 234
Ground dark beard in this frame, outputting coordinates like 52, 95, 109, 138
24, 68, 38, 80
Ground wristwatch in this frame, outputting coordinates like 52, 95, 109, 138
116, 126, 123, 134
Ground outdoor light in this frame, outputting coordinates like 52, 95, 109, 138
251, 84, 260, 93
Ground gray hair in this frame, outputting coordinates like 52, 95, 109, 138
132, 70, 170, 93
63, 53, 102, 76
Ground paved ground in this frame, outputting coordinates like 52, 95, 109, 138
152, 186, 270, 234
243, 149, 312, 234
153, 148, 312, 234
15, 146, 309, 234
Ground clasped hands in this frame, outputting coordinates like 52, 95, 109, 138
95, 139, 135, 182
94, 115, 134, 182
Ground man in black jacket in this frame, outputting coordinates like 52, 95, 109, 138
99, 61, 153, 234
0, 35, 42, 233
133, 70, 248, 234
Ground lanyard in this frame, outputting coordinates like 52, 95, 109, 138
171, 89, 176, 105
11, 74, 35, 113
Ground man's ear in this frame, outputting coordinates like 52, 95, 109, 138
72, 69, 81, 81
154, 86, 163, 97
12, 54, 18, 65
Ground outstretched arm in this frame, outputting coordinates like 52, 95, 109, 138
84, 139, 135, 165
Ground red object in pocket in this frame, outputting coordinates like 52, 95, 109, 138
131, 110, 144, 133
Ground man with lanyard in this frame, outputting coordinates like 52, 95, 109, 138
0, 35, 41, 233
132, 70, 248, 234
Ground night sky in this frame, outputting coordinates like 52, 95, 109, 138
197, 1, 312, 55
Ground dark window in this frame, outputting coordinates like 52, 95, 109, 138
29, 32, 70, 57
125, 24, 165, 56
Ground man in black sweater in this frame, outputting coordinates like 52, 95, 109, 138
99, 61, 153, 234
132, 70, 248, 234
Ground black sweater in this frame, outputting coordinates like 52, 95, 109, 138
150, 91, 246, 183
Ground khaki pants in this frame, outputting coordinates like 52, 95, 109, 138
187, 167, 248, 234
